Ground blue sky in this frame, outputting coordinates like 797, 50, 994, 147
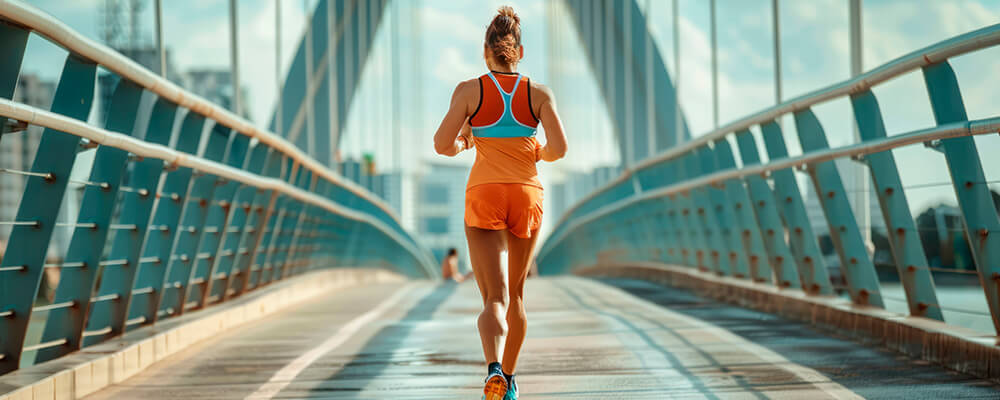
634, 0, 1000, 217
17, 0, 1000, 219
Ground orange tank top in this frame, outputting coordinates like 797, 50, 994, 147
466, 72, 542, 190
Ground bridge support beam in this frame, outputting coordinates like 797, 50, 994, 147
922, 61, 1000, 334
683, 153, 732, 276
732, 130, 812, 292
0, 56, 96, 374
35, 80, 144, 363
850, 90, 943, 320
85, 98, 179, 345
794, 109, 884, 308
563, 0, 688, 166
205, 144, 270, 305
0, 21, 29, 144
155, 125, 234, 319
113, 112, 205, 336
182, 134, 252, 311
697, 145, 754, 280
710, 140, 778, 285
226, 150, 281, 299
760, 121, 835, 295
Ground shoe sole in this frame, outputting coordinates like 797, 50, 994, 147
483, 375, 508, 400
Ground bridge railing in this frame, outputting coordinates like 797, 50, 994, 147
538, 23, 1000, 335
0, 0, 435, 375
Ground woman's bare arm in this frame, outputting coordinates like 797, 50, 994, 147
535, 84, 567, 162
434, 80, 477, 156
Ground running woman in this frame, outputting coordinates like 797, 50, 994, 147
433, 6, 567, 400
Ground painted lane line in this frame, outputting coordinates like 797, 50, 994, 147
244, 283, 418, 400
567, 277, 863, 400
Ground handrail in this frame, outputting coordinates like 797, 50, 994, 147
0, 0, 404, 231
542, 116, 1000, 253
547, 23, 1000, 238
0, 98, 437, 278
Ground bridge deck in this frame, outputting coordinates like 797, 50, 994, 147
82, 277, 998, 399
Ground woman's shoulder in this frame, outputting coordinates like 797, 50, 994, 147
455, 77, 481, 92
452, 78, 482, 109
528, 79, 554, 103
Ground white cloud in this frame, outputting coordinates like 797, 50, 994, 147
419, 6, 482, 45
675, 16, 715, 135
432, 46, 482, 85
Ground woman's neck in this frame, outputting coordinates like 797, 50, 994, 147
488, 63, 517, 74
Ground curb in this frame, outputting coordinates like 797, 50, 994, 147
0, 268, 405, 400
576, 262, 1000, 382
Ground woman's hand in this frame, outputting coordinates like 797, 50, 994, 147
460, 119, 475, 149
434, 80, 478, 157
535, 85, 567, 162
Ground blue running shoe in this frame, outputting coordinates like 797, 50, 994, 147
503, 374, 518, 400
482, 362, 507, 400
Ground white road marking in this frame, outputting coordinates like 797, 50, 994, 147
244, 284, 418, 400
568, 277, 864, 400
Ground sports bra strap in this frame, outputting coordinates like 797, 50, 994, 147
486, 72, 522, 97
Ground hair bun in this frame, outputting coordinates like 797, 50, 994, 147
485, 6, 522, 65
497, 5, 520, 25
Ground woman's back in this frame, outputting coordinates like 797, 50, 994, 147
430, 6, 567, 399
467, 71, 542, 190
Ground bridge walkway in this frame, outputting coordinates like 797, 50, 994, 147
81, 277, 999, 399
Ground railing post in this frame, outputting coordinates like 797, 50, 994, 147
683, 153, 732, 276
642, 201, 667, 263
284, 204, 317, 277
793, 108, 884, 308
238, 190, 279, 294
258, 162, 303, 285
639, 165, 683, 266
697, 145, 751, 279
625, 205, 644, 261
711, 139, 779, 285
155, 125, 233, 318
35, 79, 144, 363
84, 98, 178, 342
244, 156, 291, 290
0, 21, 30, 143
660, 196, 686, 265
206, 144, 269, 305
116, 112, 205, 334
184, 134, 251, 310
759, 121, 834, 295
225, 148, 280, 299
850, 89, 943, 320
732, 130, 810, 291
669, 160, 702, 268
922, 61, 1000, 333
277, 172, 316, 280
0, 56, 96, 373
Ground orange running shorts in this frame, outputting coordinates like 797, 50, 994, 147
465, 183, 543, 239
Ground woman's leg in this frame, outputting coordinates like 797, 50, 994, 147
465, 226, 508, 365
501, 229, 539, 375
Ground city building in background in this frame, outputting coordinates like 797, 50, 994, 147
414, 161, 471, 272
184, 68, 249, 119
0, 74, 56, 251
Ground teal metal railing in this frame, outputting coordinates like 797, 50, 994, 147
538, 23, 1000, 335
0, 0, 434, 374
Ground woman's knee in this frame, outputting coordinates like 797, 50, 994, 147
484, 285, 509, 307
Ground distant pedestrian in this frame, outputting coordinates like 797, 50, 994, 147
441, 247, 473, 283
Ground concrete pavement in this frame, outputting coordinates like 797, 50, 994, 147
82, 277, 999, 399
